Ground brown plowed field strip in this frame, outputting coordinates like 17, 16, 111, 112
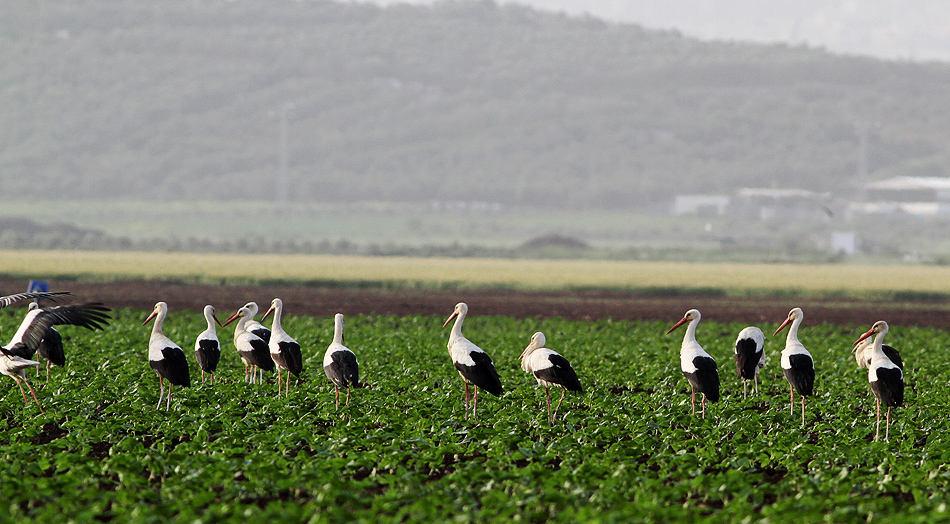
13, 277, 950, 329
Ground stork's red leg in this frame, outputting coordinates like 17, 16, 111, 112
13, 376, 29, 404
24, 379, 44, 414
544, 385, 552, 424
553, 387, 566, 424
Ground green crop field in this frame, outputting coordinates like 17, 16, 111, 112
0, 305, 945, 523
5, 250, 950, 297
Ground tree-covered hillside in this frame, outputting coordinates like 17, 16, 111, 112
4, 0, 950, 208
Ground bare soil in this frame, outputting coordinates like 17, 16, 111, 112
9, 277, 950, 329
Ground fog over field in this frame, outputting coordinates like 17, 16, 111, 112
4, 0, 950, 262
373, 0, 950, 62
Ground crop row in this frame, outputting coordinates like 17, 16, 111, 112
1, 306, 948, 523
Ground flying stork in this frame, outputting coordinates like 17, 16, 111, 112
323, 313, 359, 408
774, 307, 815, 426
853, 320, 904, 441
443, 302, 502, 421
262, 298, 303, 397
667, 309, 719, 418
144, 302, 191, 410
519, 331, 582, 425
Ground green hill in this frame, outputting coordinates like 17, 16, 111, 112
4, 0, 950, 208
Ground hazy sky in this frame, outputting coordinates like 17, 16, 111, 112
369, 0, 950, 63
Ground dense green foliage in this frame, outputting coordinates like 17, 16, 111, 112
0, 305, 946, 522
4, 1, 950, 208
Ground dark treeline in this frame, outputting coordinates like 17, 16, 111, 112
4, 0, 950, 209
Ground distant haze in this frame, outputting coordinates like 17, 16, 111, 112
371, 0, 950, 62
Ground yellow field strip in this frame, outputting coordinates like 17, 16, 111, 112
2, 250, 950, 295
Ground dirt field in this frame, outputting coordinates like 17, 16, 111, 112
9, 277, 950, 329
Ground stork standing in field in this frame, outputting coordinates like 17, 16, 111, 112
853, 320, 904, 441
223, 305, 274, 384
262, 298, 303, 397
323, 313, 359, 408
667, 309, 719, 418
241, 302, 271, 343
519, 331, 582, 425
443, 302, 502, 421
774, 308, 815, 426
194, 305, 222, 385
144, 302, 190, 410
734, 326, 766, 398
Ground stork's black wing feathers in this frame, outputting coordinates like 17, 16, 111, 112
783, 354, 815, 397
195, 339, 221, 373
882, 344, 903, 370
871, 367, 904, 408
456, 351, 503, 397
0, 291, 70, 309
533, 354, 583, 392
19, 303, 110, 353
38, 327, 65, 366
160, 347, 191, 387
251, 326, 271, 344
243, 337, 275, 371
324, 350, 359, 388
276, 341, 303, 376
2, 342, 34, 359
734, 338, 762, 380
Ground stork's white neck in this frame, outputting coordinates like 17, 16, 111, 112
204, 308, 217, 334
332, 314, 344, 345
784, 315, 803, 347
268, 303, 283, 332
449, 310, 466, 343
150, 307, 169, 341
682, 318, 699, 347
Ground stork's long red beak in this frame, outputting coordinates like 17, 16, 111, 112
213, 313, 223, 327
442, 311, 458, 328
853, 329, 875, 347
773, 317, 792, 336
666, 316, 688, 335
262, 306, 275, 322
223, 311, 241, 326
142, 310, 158, 326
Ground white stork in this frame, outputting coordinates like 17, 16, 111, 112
323, 313, 359, 408
734, 326, 766, 398
667, 309, 719, 418
223, 305, 275, 384
144, 302, 191, 410
241, 302, 271, 343
774, 307, 815, 426
519, 331, 582, 425
194, 305, 222, 385
854, 321, 904, 441
443, 302, 502, 421
262, 298, 303, 397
